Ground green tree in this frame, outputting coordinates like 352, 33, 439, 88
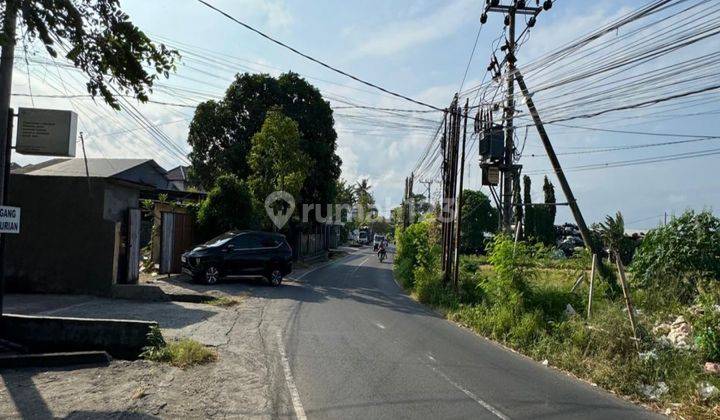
535, 176, 557, 245
543, 176, 556, 222
354, 178, 376, 223
523, 176, 535, 240
512, 175, 523, 238
197, 175, 255, 240
6, 0, 178, 109
187, 72, 341, 204
460, 189, 498, 253
247, 110, 308, 221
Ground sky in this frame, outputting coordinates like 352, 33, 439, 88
8, 0, 720, 230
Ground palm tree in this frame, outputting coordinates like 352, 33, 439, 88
596, 211, 626, 260
354, 179, 374, 206
354, 179, 375, 223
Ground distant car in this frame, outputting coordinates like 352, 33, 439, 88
181, 230, 292, 286
373, 234, 386, 251
358, 231, 368, 244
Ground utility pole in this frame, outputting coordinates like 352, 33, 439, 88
419, 180, 433, 205
501, 4, 516, 233
515, 71, 595, 253
452, 99, 469, 291
0, 1, 18, 321
483, 1, 542, 233
441, 98, 460, 284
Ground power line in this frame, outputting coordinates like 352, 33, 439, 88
195, 0, 443, 111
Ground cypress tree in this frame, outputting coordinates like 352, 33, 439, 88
523, 175, 535, 240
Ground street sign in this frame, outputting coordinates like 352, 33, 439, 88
16, 108, 77, 157
0, 206, 20, 234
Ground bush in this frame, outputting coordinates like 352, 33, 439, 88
632, 210, 720, 302
693, 299, 720, 362
141, 326, 217, 368
415, 267, 458, 308
485, 235, 534, 308
394, 219, 439, 289
196, 175, 256, 241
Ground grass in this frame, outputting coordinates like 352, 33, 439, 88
144, 339, 218, 368
141, 327, 218, 368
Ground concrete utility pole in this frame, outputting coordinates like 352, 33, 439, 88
515, 71, 595, 253
501, 5, 516, 233
452, 100, 469, 291
0, 0, 17, 320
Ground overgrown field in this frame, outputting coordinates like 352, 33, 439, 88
394, 213, 720, 418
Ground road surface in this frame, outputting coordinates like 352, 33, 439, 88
266, 248, 660, 419
2, 248, 661, 419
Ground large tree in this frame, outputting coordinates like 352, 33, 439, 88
187, 72, 341, 204
3, 0, 178, 109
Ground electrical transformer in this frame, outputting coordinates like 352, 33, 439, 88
478, 124, 504, 162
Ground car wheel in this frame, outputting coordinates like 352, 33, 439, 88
267, 268, 283, 287
204, 265, 221, 285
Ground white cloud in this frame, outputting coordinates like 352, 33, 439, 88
346, 0, 475, 59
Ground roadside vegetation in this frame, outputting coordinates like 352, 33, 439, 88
395, 210, 720, 418
141, 327, 217, 368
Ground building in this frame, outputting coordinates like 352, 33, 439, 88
165, 165, 191, 191
6, 158, 175, 296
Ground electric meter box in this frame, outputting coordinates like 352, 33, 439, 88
482, 165, 500, 186
16, 108, 77, 157
478, 125, 504, 161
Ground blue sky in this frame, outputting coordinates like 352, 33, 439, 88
9, 0, 720, 230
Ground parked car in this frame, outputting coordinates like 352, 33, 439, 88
181, 230, 292, 286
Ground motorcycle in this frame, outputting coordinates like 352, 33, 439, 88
377, 248, 387, 262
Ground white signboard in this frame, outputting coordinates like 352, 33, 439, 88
0, 206, 20, 234
16, 108, 77, 157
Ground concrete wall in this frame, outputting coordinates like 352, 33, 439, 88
5, 175, 139, 296
1, 314, 158, 359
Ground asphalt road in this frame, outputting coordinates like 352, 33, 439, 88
275, 248, 661, 420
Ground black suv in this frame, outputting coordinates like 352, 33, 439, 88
181, 230, 293, 286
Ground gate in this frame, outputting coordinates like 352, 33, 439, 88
159, 212, 195, 274
126, 208, 141, 284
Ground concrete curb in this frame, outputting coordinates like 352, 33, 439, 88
2, 314, 158, 359
0, 351, 111, 369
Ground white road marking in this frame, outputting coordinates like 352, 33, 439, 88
375, 322, 386, 330
350, 257, 369, 277
277, 332, 307, 420
426, 362, 510, 420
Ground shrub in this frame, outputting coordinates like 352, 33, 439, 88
394, 219, 439, 289
196, 175, 256, 241
415, 267, 458, 308
485, 235, 534, 308
632, 210, 720, 302
693, 299, 720, 362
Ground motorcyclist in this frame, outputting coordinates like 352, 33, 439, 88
377, 240, 387, 261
